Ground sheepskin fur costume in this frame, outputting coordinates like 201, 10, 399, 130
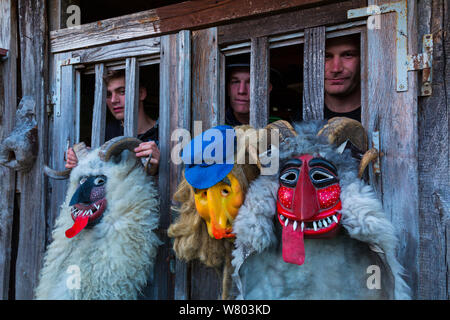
231, 120, 410, 300
35, 146, 161, 300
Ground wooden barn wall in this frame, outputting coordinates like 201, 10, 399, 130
14, 0, 49, 299
417, 0, 450, 300
0, 0, 17, 300
0, 0, 448, 300
364, 0, 420, 298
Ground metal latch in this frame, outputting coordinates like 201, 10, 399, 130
348, 0, 433, 96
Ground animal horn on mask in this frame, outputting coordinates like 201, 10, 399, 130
317, 117, 378, 179
98, 136, 157, 175
98, 136, 141, 161
43, 142, 89, 180
247, 120, 298, 170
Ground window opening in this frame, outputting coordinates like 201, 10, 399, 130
223, 44, 303, 126
78, 63, 159, 146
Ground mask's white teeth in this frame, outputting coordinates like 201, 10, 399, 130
94, 204, 99, 210
280, 215, 285, 221
327, 217, 332, 224
313, 221, 318, 231
88, 209, 93, 216
322, 219, 328, 227
318, 220, 323, 228
332, 215, 339, 224
293, 221, 298, 231
284, 218, 289, 227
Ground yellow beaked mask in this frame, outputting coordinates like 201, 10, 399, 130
194, 172, 244, 239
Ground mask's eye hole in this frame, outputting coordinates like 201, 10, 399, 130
221, 189, 230, 197
79, 177, 87, 185
311, 171, 334, 182
280, 169, 299, 187
309, 168, 338, 187
94, 175, 107, 186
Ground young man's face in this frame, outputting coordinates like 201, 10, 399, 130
227, 68, 251, 115
106, 76, 147, 121
106, 77, 126, 121
324, 39, 360, 97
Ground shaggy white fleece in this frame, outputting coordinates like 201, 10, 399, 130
35, 149, 161, 300
232, 121, 410, 300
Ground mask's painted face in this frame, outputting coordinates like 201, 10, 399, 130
194, 172, 244, 240
65, 175, 108, 238
277, 154, 342, 265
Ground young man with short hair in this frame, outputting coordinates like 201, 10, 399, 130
66, 70, 160, 174
225, 64, 273, 126
324, 35, 361, 121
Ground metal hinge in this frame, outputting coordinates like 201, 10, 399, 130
46, 93, 56, 116
0, 48, 8, 62
407, 34, 433, 96
348, 0, 433, 96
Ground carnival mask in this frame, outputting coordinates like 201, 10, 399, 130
65, 175, 108, 238
277, 154, 342, 265
194, 172, 244, 240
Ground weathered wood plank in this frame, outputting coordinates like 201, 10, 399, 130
148, 33, 178, 300
49, 0, 329, 53
192, 28, 220, 128
218, 52, 226, 125
218, 0, 366, 45
14, 0, 49, 299
48, 51, 75, 249
417, 0, 449, 300
190, 27, 222, 299
91, 63, 107, 148
0, 0, 17, 300
173, 30, 191, 300
149, 31, 192, 300
71, 37, 160, 64
124, 58, 140, 137
47, 53, 77, 248
365, 0, 420, 298
303, 26, 325, 120
74, 70, 81, 143
250, 36, 269, 128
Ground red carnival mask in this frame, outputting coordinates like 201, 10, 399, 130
277, 154, 342, 265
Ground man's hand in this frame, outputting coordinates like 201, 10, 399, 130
134, 141, 160, 175
65, 147, 78, 169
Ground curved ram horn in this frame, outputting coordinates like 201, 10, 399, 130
265, 120, 298, 142
43, 166, 71, 180
98, 136, 143, 162
246, 120, 298, 170
358, 148, 379, 179
317, 117, 368, 153
43, 142, 89, 180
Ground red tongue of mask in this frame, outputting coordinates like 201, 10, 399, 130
65, 215, 89, 238
282, 221, 305, 265
277, 154, 340, 266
